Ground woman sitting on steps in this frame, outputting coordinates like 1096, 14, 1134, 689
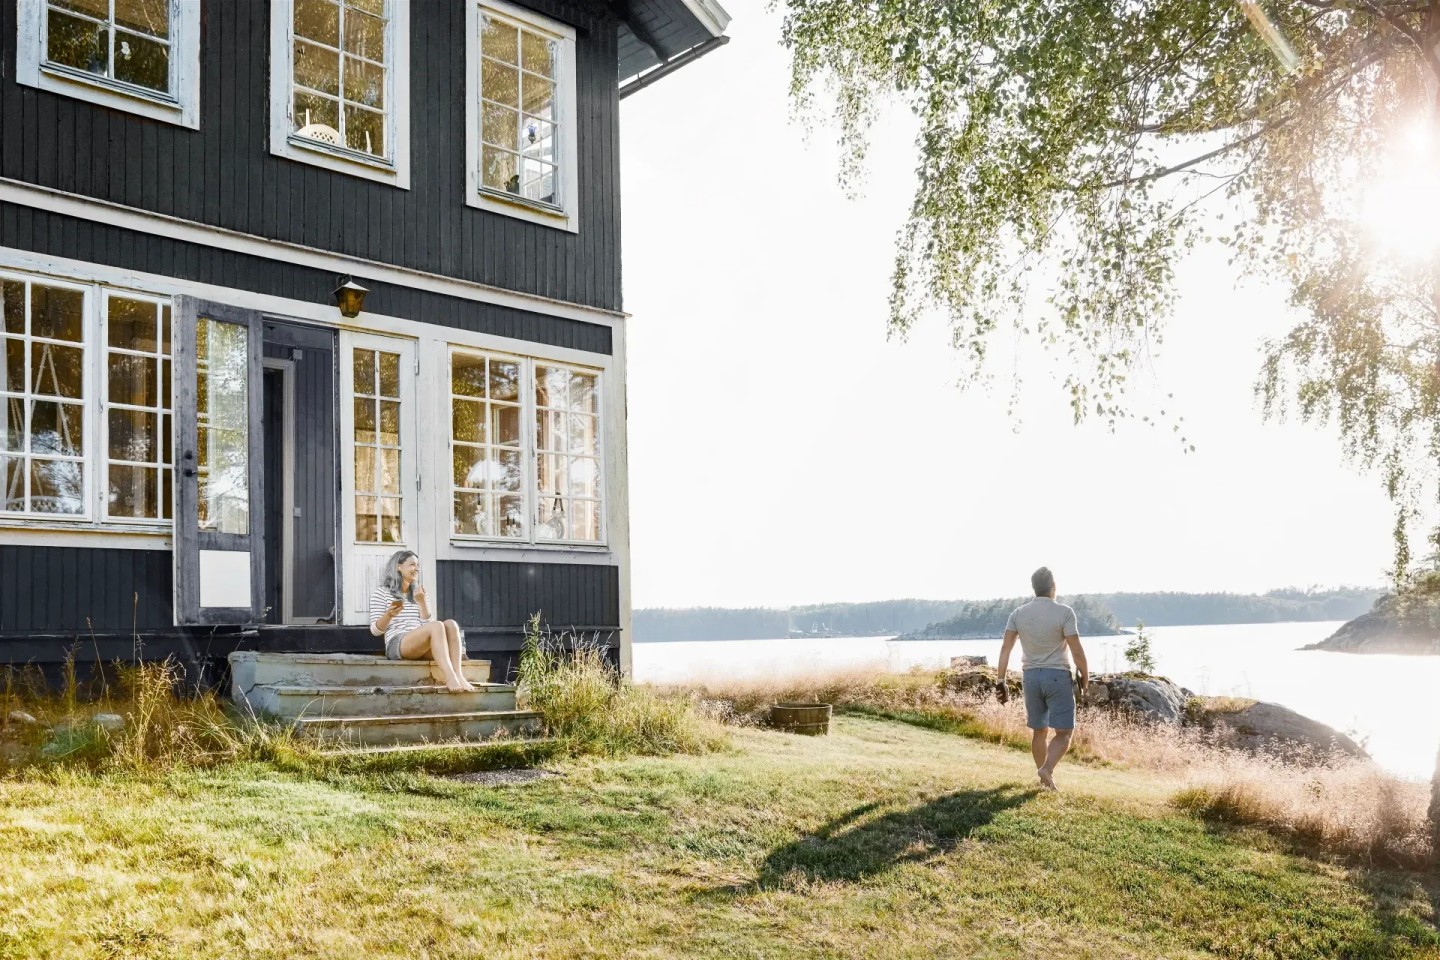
368, 549, 474, 693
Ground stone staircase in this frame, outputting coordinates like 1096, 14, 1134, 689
227, 651, 544, 748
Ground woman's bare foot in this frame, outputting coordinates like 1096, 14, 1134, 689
1037, 768, 1057, 791
445, 678, 471, 693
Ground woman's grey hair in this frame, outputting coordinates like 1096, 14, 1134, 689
381, 549, 419, 601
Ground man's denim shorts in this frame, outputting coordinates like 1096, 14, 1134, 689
1022, 668, 1075, 730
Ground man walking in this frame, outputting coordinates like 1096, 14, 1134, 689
996, 566, 1089, 791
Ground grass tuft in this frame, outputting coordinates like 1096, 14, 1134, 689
516, 616, 728, 758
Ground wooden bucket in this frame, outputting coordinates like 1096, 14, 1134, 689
769, 702, 832, 736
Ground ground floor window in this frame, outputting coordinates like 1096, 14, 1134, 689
449, 347, 602, 544
104, 293, 173, 521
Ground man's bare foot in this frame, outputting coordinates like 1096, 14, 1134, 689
1037, 768, 1057, 791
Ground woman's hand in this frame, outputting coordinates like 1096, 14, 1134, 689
413, 582, 427, 605
386, 598, 404, 617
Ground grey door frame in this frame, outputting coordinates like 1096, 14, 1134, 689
172, 296, 267, 626
262, 357, 297, 624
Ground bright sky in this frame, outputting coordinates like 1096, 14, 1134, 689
618, 0, 1394, 609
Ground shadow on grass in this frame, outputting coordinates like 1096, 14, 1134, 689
748, 785, 1038, 888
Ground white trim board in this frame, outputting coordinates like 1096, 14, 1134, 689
0, 177, 624, 326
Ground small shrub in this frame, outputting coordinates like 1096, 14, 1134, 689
1123, 622, 1158, 674
516, 615, 727, 757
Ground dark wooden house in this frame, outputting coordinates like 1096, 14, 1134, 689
0, 0, 729, 683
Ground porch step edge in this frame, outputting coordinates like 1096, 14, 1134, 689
266, 683, 516, 696
293, 709, 542, 727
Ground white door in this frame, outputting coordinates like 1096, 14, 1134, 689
340, 332, 422, 626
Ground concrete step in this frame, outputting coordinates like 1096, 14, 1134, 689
244, 683, 519, 719
292, 709, 545, 747
228, 651, 492, 696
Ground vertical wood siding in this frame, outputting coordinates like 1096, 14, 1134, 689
437, 560, 620, 631
0, 0, 623, 312
0, 208, 614, 354
0, 546, 173, 632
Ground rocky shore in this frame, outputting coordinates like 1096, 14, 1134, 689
946, 658, 1367, 759
1302, 610, 1440, 656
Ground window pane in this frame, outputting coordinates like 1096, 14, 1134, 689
570, 499, 598, 541
46, 9, 109, 77
568, 456, 599, 498
114, 0, 169, 39
497, 494, 525, 538
520, 32, 554, 77
294, 41, 340, 96
52, 0, 109, 18
535, 493, 562, 539
108, 353, 158, 406
377, 352, 400, 398
378, 400, 400, 446
354, 446, 375, 493
495, 448, 521, 492
1, 399, 22, 452
294, 0, 340, 46
481, 149, 518, 194
31, 344, 83, 399
535, 408, 562, 452
113, 29, 168, 91
481, 18, 517, 65
348, 0, 384, 15
161, 411, 171, 464
536, 453, 565, 497
198, 319, 249, 536
570, 373, 597, 413
343, 9, 385, 62
490, 360, 519, 401
488, 404, 517, 448
354, 397, 375, 444
2, 340, 23, 395
353, 349, 376, 395
355, 495, 377, 541
31, 286, 84, 342
344, 104, 385, 157
0, 457, 22, 511
379, 497, 400, 543
452, 491, 486, 536
521, 73, 554, 120
29, 400, 80, 455
379, 449, 400, 494
161, 467, 172, 520
521, 159, 555, 205
108, 297, 159, 352
521, 118, 555, 166
452, 400, 485, 444
343, 55, 384, 108
293, 92, 341, 141
108, 408, 157, 463
1, 282, 23, 335
568, 413, 597, 456
482, 102, 517, 149
481, 60, 519, 108
451, 353, 486, 398
30, 459, 84, 514
108, 463, 159, 518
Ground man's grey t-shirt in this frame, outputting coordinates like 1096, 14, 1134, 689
1004, 597, 1079, 671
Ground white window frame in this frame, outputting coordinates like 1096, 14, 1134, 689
0, 267, 183, 533
99, 290, 172, 526
0, 271, 94, 523
269, 0, 412, 189
15, 0, 201, 129
465, 0, 579, 233
447, 347, 605, 546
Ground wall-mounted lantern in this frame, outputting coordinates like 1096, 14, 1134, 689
334, 277, 369, 318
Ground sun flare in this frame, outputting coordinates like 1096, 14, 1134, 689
1358, 119, 1440, 263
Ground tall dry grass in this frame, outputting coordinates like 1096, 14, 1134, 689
517, 618, 727, 757
661, 666, 1435, 868
0, 656, 302, 775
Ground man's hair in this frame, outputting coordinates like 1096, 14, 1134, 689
1031, 566, 1055, 597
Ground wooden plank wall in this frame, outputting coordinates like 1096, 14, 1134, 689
0, 0, 624, 312
0, 207, 614, 354
437, 559, 620, 635
0, 546, 173, 632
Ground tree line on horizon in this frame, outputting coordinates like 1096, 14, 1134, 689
632, 588, 1384, 643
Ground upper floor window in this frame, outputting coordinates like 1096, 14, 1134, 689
16, 0, 201, 128
269, 0, 412, 189
466, 2, 578, 232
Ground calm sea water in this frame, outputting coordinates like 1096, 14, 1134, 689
632, 621, 1440, 781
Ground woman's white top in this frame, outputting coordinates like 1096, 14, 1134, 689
368, 586, 432, 643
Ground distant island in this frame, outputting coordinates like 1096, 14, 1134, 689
1304, 576, 1440, 655
634, 587, 1383, 643
897, 595, 1124, 640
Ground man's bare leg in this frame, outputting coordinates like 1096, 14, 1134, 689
1037, 729, 1073, 790
1031, 729, 1048, 770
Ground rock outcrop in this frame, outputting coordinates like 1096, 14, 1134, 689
1192, 699, 1366, 758
1303, 611, 1440, 656
1083, 674, 1191, 724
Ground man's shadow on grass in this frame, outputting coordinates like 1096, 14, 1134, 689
744, 785, 1038, 890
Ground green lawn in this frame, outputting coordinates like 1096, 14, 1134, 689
0, 716, 1435, 959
